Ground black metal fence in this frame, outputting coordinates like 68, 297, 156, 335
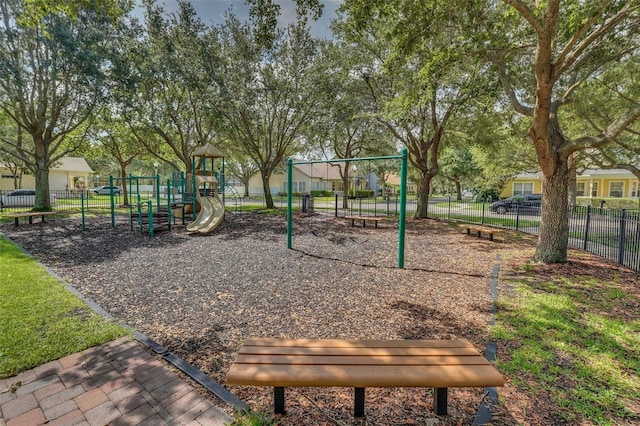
3, 190, 639, 273
298, 194, 640, 274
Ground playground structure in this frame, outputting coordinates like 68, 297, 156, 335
185, 144, 226, 235
90, 144, 230, 236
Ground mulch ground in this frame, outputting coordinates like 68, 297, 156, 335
3, 211, 631, 425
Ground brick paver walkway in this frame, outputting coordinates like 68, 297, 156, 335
0, 337, 232, 426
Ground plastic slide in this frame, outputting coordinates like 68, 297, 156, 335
186, 176, 224, 234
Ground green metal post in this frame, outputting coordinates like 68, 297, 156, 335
147, 200, 154, 237
81, 192, 86, 230
287, 158, 293, 249
398, 148, 408, 269
156, 174, 161, 209
167, 178, 172, 231
110, 176, 115, 228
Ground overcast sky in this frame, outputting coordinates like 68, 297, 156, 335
143, 0, 342, 39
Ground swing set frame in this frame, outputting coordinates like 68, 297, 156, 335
286, 148, 408, 269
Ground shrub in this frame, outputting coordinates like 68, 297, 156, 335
310, 190, 332, 197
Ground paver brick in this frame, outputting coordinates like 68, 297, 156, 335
163, 391, 208, 420
34, 382, 66, 401
138, 413, 169, 426
129, 365, 166, 383
83, 401, 121, 426
33, 360, 63, 378
194, 406, 233, 426
74, 388, 108, 412
113, 391, 150, 415
43, 399, 77, 421
39, 384, 85, 410
59, 365, 92, 387
149, 377, 190, 405
110, 402, 155, 426
140, 369, 176, 391
45, 409, 85, 426
172, 399, 213, 425
58, 352, 85, 370
15, 375, 60, 396
5, 408, 44, 426
84, 369, 128, 391
1, 393, 38, 420
107, 382, 145, 403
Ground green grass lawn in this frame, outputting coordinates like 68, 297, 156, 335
0, 236, 128, 379
493, 265, 640, 424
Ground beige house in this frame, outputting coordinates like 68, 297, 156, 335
502, 169, 640, 199
0, 157, 94, 191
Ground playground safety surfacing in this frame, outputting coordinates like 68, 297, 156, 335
0, 337, 232, 426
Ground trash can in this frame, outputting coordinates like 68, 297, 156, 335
302, 194, 314, 213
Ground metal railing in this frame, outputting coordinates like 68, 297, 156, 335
3, 190, 638, 273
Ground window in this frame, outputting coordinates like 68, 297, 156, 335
591, 182, 598, 197
513, 182, 534, 195
298, 182, 306, 192
609, 182, 623, 198
632, 182, 638, 198
311, 181, 320, 191
576, 182, 585, 197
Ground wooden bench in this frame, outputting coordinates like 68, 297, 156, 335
344, 216, 386, 228
8, 211, 57, 226
458, 224, 505, 241
226, 338, 504, 417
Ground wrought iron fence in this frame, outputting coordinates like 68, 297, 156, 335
3, 189, 639, 273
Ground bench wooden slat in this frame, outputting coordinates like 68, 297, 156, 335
226, 364, 504, 388
238, 346, 481, 357
242, 338, 473, 348
234, 354, 492, 366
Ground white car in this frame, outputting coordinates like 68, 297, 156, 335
0, 189, 57, 208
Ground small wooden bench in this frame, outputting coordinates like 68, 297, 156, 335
8, 211, 57, 226
459, 224, 505, 241
344, 216, 386, 228
226, 338, 504, 417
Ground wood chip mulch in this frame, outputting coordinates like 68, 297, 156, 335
4, 211, 633, 425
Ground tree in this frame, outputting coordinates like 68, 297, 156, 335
219, 17, 325, 208
224, 150, 260, 197
439, 146, 482, 200
0, 0, 129, 210
484, 0, 640, 262
124, 1, 224, 176
339, 0, 494, 218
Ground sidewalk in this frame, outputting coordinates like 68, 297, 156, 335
0, 337, 233, 426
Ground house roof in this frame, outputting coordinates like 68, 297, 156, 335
52, 157, 94, 173
293, 162, 344, 180
0, 157, 93, 173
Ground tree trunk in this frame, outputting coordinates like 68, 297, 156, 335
568, 154, 577, 207
34, 162, 51, 211
244, 181, 249, 197
262, 174, 274, 209
33, 137, 52, 211
121, 165, 129, 206
415, 170, 435, 218
342, 171, 350, 209
532, 158, 570, 263
454, 178, 462, 201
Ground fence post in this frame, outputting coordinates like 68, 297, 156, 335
334, 193, 338, 217
481, 202, 485, 224
448, 197, 451, 220
618, 209, 626, 265
515, 205, 520, 231
583, 206, 591, 250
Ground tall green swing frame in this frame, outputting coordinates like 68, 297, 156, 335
286, 148, 408, 269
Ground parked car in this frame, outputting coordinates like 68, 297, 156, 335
0, 189, 57, 208
92, 185, 121, 195
490, 194, 542, 214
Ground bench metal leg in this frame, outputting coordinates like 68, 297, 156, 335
14, 218, 19, 226
434, 387, 448, 415
274, 387, 285, 414
488, 233, 494, 241
28, 216, 33, 224
354, 387, 365, 417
